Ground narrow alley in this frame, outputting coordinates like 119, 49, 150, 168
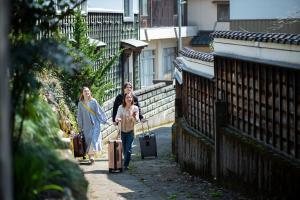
80, 124, 249, 200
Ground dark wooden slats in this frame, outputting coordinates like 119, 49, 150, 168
182, 71, 215, 140
214, 56, 299, 160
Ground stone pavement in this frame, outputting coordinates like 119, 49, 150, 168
80, 123, 249, 200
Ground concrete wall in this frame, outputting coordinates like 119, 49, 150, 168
101, 83, 175, 140
140, 37, 191, 82
188, 0, 218, 30
230, 0, 300, 20
87, 0, 139, 13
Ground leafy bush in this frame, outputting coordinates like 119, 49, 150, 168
13, 97, 88, 200
10, 1, 89, 199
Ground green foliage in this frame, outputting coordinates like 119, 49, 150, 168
10, 0, 89, 199
14, 142, 63, 200
15, 96, 62, 147
14, 141, 88, 200
60, 9, 120, 107
209, 190, 223, 198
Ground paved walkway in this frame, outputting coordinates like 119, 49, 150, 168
80, 123, 249, 200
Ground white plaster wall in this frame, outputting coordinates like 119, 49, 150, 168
213, 38, 300, 66
142, 39, 177, 80
188, 0, 218, 30
87, 0, 139, 13
140, 26, 198, 41
231, 0, 300, 20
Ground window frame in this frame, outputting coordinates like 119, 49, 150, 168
141, 0, 148, 17
140, 50, 155, 87
124, 0, 134, 22
162, 47, 176, 78
217, 3, 230, 22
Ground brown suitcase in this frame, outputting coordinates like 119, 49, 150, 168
73, 132, 86, 158
108, 139, 123, 172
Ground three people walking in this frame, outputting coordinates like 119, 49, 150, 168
77, 82, 143, 169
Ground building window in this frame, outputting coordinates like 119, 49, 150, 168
55, 0, 87, 14
140, 50, 155, 87
141, 0, 148, 16
163, 47, 176, 79
124, 0, 134, 21
217, 4, 229, 22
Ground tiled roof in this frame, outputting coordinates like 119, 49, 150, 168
179, 47, 214, 62
173, 58, 183, 72
210, 31, 300, 45
190, 31, 213, 46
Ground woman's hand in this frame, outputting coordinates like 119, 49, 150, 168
132, 111, 137, 118
115, 118, 122, 123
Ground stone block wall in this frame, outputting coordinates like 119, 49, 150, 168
100, 83, 175, 141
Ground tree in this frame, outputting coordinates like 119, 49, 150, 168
61, 9, 120, 109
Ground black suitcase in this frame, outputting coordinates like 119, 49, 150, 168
139, 121, 157, 159
73, 132, 86, 158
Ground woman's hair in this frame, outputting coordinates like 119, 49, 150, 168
123, 82, 132, 89
79, 86, 92, 101
122, 92, 134, 107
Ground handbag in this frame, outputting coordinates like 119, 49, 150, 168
73, 131, 86, 158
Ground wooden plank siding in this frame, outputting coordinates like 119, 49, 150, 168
177, 118, 215, 179
140, 0, 188, 28
215, 55, 300, 160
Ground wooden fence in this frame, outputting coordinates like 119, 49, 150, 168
174, 55, 300, 198
182, 71, 215, 141
215, 55, 300, 160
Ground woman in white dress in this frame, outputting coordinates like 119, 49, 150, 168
77, 87, 108, 163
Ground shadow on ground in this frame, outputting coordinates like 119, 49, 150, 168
80, 124, 250, 200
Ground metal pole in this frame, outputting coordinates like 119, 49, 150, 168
178, 0, 182, 52
0, 0, 13, 199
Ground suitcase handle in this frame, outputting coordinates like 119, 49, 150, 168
116, 122, 121, 140
141, 120, 151, 135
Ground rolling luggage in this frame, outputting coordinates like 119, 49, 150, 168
73, 131, 86, 158
139, 121, 157, 159
108, 126, 123, 172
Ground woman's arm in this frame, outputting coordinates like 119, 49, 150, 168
93, 99, 108, 124
112, 95, 122, 122
134, 95, 144, 121
115, 105, 122, 122
133, 106, 139, 121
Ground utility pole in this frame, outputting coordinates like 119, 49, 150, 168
177, 0, 186, 53
177, 0, 182, 52
0, 0, 13, 199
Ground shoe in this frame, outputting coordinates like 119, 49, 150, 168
90, 158, 95, 164
124, 166, 129, 170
